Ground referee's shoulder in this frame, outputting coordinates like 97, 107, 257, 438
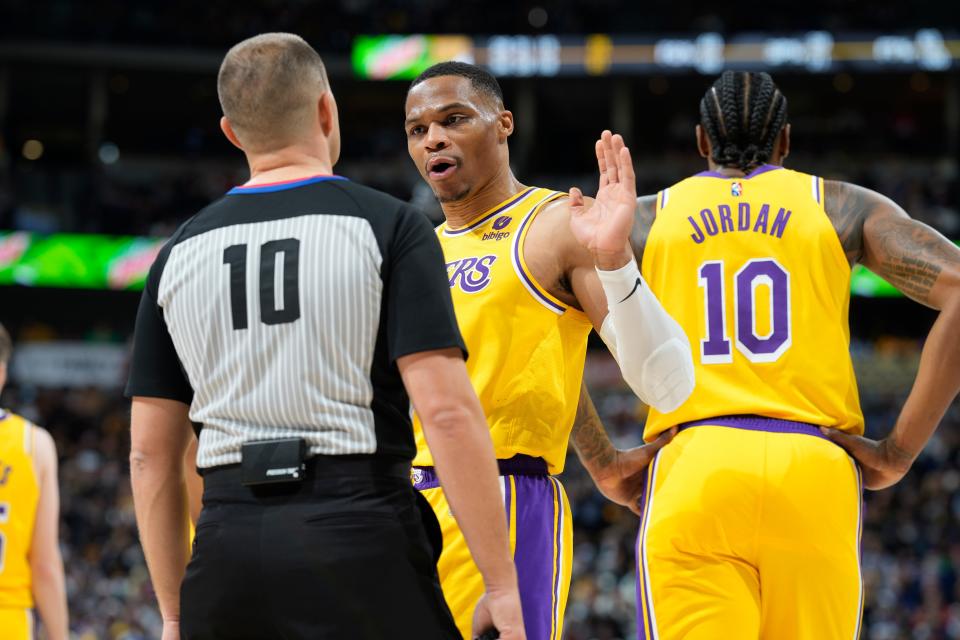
327, 179, 413, 218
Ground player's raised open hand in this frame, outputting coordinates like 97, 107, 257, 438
569, 130, 638, 270
820, 428, 915, 490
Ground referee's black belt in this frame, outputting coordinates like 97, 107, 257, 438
201, 453, 411, 489
412, 454, 547, 491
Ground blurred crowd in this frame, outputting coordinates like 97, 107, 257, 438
1, 341, 958, 639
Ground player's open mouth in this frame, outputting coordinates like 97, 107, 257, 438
427, 156, 459, 181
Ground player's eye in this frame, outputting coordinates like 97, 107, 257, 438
408, 125, 425, 137
445, 114, 466, 125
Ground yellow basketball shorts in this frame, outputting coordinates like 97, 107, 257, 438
0, 607, 34, 640
414, 455, 573, 640
635, 416, 863, 640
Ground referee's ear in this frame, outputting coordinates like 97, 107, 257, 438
220, 116, 245, 151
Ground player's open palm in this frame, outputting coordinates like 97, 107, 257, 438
569, 130, 638, 268
472, 587, 526, 640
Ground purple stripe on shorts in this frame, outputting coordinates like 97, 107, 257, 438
678, 414, 828, 439
505, 476, 513, 530
513, 474, 564, 640
636, 456, 659, 640
635, 465, 651, 640
550, 478, 563, 639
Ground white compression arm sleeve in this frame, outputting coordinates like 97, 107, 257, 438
596, 260, 695, 413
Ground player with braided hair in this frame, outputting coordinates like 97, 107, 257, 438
628, 70, 960, 639
699, 71, 788, 173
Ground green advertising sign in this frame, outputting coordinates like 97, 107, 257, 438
0, 231, 164, 290
352, 35, 474, 80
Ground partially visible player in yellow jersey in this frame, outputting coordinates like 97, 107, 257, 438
0, 324, 68, 640
404, 62, 694, 640
630, 71, 960, 640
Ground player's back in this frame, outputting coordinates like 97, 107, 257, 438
641, 165, 865, 440
0, 410, 39, 609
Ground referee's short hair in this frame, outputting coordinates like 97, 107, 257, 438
218, 33, 329, 153
0, 323, 11, 365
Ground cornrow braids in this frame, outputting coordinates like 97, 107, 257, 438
699, 71, 789, 173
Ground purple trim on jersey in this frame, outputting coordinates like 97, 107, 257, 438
694, 164, 782, 180
678, 414, 828, 439
513, 474, 565, 640
659, 190, 666, 210
513, 198, 567, 313
227, 175, 348, 194
815, 176, 822, 204
412, 454, 548, 490
442, 188, 535, 236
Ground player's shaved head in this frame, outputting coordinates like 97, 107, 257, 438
218, 33, 329, 153
409, 61, 504, 109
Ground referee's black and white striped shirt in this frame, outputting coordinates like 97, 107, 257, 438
125, 175, 465, 469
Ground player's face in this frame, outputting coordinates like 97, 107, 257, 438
405, 76, 508, 203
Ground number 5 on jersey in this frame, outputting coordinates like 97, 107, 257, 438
223, 239, 301, 330
698, 258, 791, 364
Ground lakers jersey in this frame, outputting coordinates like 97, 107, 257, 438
0, 411, 39, 609
641, 165, 865, 440
412, 187, 594, 474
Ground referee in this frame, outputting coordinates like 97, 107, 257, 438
127, 33, 524, 640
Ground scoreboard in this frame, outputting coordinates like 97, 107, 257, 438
353, 29, 959, 79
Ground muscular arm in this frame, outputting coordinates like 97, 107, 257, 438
397, 348, 524, 639
130, 397, 193, 632
822, 180, 960, 488
570, 382, 616, 474
29, 427, 68, 640
570, 381, 675, 515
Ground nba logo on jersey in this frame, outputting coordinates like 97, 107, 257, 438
411, 468, 424, 485
731, 181, 743, 197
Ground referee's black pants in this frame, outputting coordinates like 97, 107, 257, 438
180, 455, 461, 640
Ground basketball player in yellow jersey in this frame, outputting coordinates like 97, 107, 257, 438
404, 62, 694, 640
628, 70, 960, 640
0, 325, 68, 640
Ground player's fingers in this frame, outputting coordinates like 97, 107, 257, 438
820, 427, 873, 460
646, 426, 678, 453
569, 187, 584, 211
471, 596, 494, 639
619, 144, 636, 188
595, 140, 609, 188
601, 130, 619, 184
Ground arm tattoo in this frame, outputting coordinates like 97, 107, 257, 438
570, 384, 616, 473
823, 180, 867, 265
826, 180, 960, 306
630, 195, 658, 265
867, 214, 955, 306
